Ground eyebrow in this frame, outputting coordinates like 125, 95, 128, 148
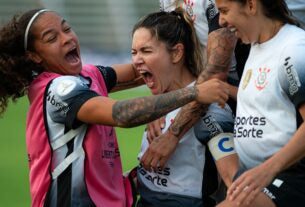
41, 18, 66, 39
140, 46, 153, 50
131, 45, 153, 51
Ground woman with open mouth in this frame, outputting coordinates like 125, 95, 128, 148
0, 8, 230, 207
132, 8, 239, 207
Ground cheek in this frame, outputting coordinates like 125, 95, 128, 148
147, 58, 162, 72
38, 46, 60, 62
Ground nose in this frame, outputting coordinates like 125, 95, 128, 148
61, 32, 73, 45
218, 14, 227, 27
132, 52, 144, 67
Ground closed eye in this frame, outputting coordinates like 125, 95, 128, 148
47, 36, 56, 42
131, 50, 136, 55
44, 33, 57, 43
143, 50, 152, 53
219, 8, 228, 15
63, 26, 71, 33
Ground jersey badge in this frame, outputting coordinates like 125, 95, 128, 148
183, 0, 196, 21
255, 67, 270, 91
242, 69, 252, 90
57, 79, 77, 96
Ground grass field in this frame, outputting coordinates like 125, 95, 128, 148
0, 86, 149, 206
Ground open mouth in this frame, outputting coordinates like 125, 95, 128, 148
65, 48, 80, 64
139, 69, 154, 88
139, 70, 152, 78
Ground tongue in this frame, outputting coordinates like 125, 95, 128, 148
145, 73, 154, 88
66, 53, 79, 63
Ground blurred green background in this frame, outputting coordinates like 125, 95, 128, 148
0, 87, 149, 206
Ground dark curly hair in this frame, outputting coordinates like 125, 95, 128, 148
0, 9, 45, 115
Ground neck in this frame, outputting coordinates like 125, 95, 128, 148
258, 19, 283, 43
169, 66, 196, 91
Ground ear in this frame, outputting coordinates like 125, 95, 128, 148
247, 0, 258, 15
26, 51, 42, 64
171, 43, 184, 64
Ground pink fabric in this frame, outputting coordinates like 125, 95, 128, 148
124, 177, 134, 207
27, 72, 60, 207
26, 65, 133, 207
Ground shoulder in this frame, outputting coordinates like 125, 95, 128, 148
279, 26, 305, 74
280, 24, 305, 47
50, 75, 90, 97
277, 26, 305, 107
194, 103, 234, 144
203, 103, 235, 133
275, 25, 305, 74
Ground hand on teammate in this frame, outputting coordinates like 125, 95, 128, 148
146, 117, 166, 143
227, 162, 277, 206
140, 130, 179, 171
195, 79, 229, 108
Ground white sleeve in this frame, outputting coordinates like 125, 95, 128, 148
278, 41, 305, 108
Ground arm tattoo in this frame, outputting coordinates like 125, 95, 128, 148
111, 76, 144, 92
199, 28, 237, 84
112, 86, 198, 127
169, 102, 207, 137
169, 28, 237, 138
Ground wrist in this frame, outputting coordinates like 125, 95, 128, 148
168, 125, 181, 141
192, 85, 199, 102
262, 158, 282, 177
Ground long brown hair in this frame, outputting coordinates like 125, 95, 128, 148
132, 7, 204, 77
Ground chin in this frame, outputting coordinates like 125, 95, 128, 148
150, 88, 160, 95
151, 91, 159, 95
72, 64, 82, 75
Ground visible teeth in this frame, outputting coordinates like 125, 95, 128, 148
138, 70, 151, 78
230, 28, 237, 32
68, 47, 76, 53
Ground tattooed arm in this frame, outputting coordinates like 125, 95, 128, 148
110, 63, 144, 92
113, 86, 197, 127
141, 28, 237, 170
169, 28, 237, 136
77, 78, 228, 128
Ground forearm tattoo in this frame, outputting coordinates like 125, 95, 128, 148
169, 28, 237, 139
169, 102, 207, 137
199, 28, 237, 83
111, 76, 144, 92
112, 86, 198, 127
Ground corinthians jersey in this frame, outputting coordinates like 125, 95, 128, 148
234, 24, 305, 170
137, 102, 234, 203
